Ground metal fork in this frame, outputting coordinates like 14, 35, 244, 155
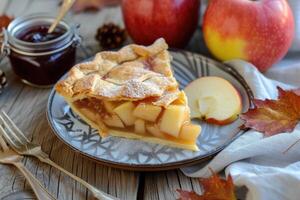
0, 126, 56, 200
0, 110, 117, 200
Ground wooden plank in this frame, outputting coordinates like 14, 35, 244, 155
0, 1, 202, 199
0, 0, 29, 195
0, 60, 140, 199
0, 63, 25, 112
0, 75, 140, 199
144, 170, 202, 200
0, 165, 20, 197
0, 1, 140, 199
1, 190, 35, 200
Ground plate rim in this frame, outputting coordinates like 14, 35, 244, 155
46, 50, 253, 171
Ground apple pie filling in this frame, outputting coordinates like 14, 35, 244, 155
56, 38, 201, 150
72, 97, 200, 145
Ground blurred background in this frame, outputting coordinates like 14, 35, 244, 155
0, 0, 300, 84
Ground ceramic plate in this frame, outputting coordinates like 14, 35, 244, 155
47, 50, 253, 171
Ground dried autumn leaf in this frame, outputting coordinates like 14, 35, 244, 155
177, 173, 236, 200
71, 0, 121, 13
241, 87, 300, 136
293, 88, 300, 96
0, 15, 13, 30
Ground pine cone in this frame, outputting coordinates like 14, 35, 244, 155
0, 70, 7, 94
95, 23, 126, 49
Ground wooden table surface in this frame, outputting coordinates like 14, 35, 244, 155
0, 1, 205, 199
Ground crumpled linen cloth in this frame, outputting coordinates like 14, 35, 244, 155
181, 60, 300, 200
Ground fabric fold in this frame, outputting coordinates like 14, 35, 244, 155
181, 59, 300, 200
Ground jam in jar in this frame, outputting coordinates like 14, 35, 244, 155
18, 25, 65, 43
2, 14, 81, 87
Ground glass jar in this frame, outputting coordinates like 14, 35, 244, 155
0, 13, 81, 87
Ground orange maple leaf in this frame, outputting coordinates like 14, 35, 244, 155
177, 173, 236, 200
71, 0, 121, 13
0, 15, 13, 30
240, 87, 300, 136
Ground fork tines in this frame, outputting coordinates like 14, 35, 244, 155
0, 110, 29, 149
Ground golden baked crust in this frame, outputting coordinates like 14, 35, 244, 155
55, 38, 201, 151
56, 38, 179, 106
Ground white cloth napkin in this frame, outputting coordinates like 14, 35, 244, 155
181, 60, 300, 200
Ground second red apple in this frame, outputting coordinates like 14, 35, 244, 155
122, 0, 200, 48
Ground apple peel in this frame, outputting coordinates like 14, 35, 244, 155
241, 87, 300, 136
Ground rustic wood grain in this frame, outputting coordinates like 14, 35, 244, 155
143, 171, 202, 200
0, 0, 205, 199
0, 1, 139, 199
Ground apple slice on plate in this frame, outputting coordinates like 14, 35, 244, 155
184, 76, 242, 125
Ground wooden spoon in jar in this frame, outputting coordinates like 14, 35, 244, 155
48, 0, 75, 33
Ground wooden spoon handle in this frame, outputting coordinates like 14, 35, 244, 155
48, 0, 75, 33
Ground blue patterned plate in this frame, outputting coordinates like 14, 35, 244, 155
47, 50, 253, 171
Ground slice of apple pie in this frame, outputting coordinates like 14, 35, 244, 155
55, 38, 201, 151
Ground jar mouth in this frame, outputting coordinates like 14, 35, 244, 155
7, 13, 73, 52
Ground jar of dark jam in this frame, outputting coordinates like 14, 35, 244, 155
1, 14, 81, 87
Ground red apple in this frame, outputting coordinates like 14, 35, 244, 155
203, 0, 294, 72
122, 0, 200, 48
